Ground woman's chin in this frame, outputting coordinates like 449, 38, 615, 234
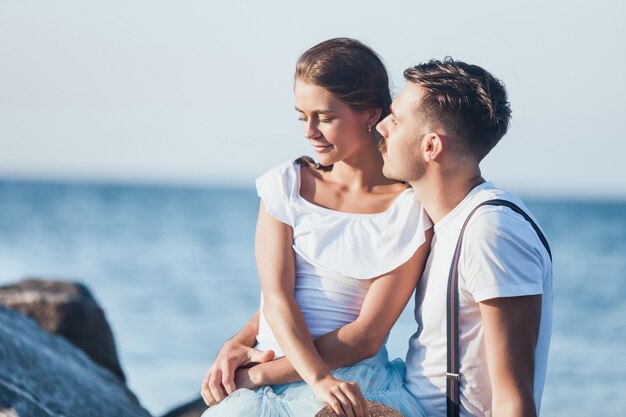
315, 155, 337, 167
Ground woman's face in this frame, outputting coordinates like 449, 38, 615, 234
294, 79, 372, 166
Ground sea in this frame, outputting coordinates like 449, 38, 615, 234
0, 179, 624, 416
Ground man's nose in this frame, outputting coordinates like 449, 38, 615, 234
376, 118, 388, 137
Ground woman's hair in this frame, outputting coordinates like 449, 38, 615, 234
294, 38, 391, 171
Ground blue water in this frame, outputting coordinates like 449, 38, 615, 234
0, 179, 624, 416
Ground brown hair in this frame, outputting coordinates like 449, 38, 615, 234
294, 38, 391, 171
296, 38, 391, 120
403, 57, 512, 160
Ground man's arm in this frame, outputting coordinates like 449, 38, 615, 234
235, 229, 432, 387
461, 207, 549, 417
480, 295, 541, 417
227, 309, 260, 347
200, 310, 275, 406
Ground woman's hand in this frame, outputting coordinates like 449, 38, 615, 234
311, 375, 368, 417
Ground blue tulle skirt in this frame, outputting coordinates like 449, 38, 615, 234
200, 348, 425, 417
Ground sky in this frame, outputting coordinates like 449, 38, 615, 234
1, 0, 625, 198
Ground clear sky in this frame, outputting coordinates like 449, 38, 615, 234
1, 0, 625, 198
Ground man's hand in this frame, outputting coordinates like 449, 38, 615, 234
200, 341, 274, 406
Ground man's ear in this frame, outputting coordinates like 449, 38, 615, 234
422, 132, 444, 162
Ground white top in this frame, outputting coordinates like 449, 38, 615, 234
404, 182, 553, 417
254, 161, 432, 357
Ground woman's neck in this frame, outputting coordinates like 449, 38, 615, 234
330, 143, 399, 192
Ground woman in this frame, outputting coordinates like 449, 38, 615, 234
201, 38, 431, 417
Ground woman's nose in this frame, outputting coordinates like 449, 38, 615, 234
304, 120, 321, 139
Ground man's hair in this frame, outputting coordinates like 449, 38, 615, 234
404, 57, 512, 160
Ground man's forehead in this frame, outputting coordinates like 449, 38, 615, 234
392, 83, 424, 115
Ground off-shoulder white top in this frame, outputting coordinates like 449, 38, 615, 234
254, 161, 432, 357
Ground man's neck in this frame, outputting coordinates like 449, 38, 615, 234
410, 170, 485, 224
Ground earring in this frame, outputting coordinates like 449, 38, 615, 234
367, 125, 372, 133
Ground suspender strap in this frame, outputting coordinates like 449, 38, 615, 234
446, 199, 552, 417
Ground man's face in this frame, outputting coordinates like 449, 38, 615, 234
376, 83, 428, 182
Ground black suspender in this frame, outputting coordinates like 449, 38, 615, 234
446, 199, 552, 417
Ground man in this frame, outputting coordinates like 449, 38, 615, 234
375, 58, 552, 417
201, 58, 553, 417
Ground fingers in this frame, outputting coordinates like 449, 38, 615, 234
327, 396, 345, 417
217, 351, 248, 394
208, 368, 227, 403
248, 348, 275, 364
341, 382, 367, 417
331, 381, 367, 417
313, 376, 367, 417
334, 390, 354, 417
200, 371, 217, 406
202, 343, 266, 406
220, 360, 237, 395
201, 388, 215, 407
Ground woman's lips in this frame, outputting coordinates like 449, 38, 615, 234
312, 143, 333, 153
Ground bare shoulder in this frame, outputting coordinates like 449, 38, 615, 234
298, 164, 324, 202
299, 163, 410, 214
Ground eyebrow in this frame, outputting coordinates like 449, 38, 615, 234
294, 106, 337, 114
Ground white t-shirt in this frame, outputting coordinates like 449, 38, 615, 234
254, 161, 432, 357
405, 182, 553, 417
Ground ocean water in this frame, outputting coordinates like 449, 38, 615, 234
0, 179, 624, 416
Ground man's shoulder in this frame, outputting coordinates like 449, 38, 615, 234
468, 183, 527, 209
463, 186, 549, 261
467, 204, 534, 237
458, 186, 551, 299
464, 184, 540, 240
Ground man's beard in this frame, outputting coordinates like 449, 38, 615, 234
377, 139, 387, 154
381, 147, 426, 183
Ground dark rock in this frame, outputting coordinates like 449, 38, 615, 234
0, 279, 125, 381
161, 397, 206, 417
0, 305, 152, 417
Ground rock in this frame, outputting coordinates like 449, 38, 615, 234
0, 279, 125, 381
0, 305, 152, 417
161, 397, 206, 417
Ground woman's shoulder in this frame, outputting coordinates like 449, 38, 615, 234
256, 160, 302, 192
257, 160, 299, 180
256, 157, 328, 199
254, 160, 301, 226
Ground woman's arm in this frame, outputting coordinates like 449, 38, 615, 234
256, 201, 368, 417
238, 227, 433, 387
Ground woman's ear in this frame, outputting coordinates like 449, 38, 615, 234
365, 108, 383, 128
